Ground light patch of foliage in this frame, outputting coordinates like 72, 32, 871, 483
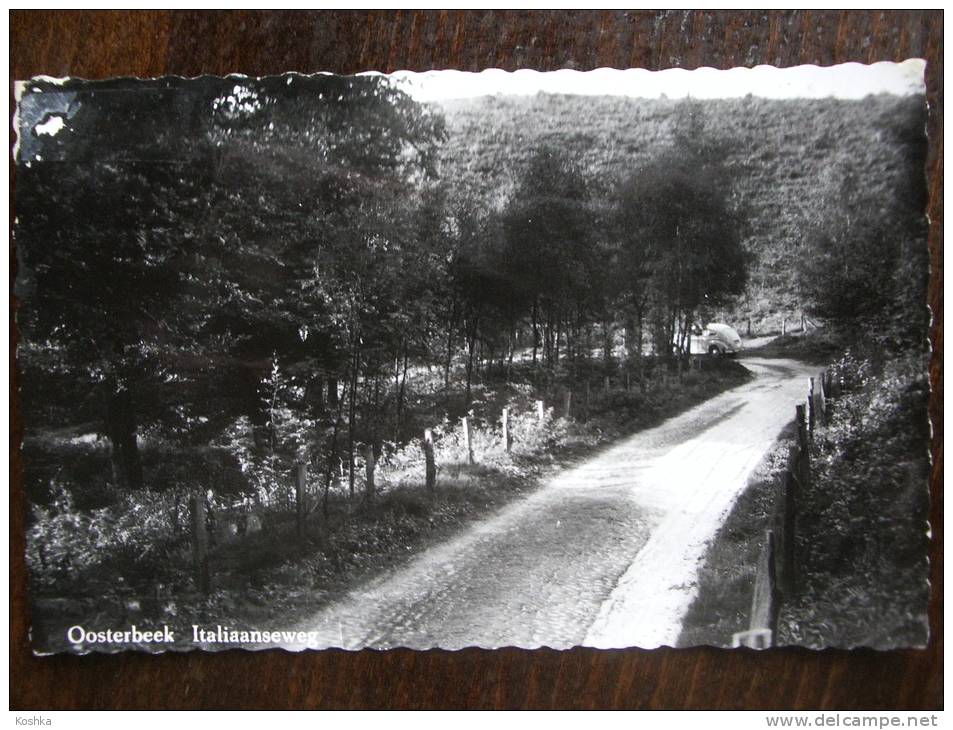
26, 482, 187, 594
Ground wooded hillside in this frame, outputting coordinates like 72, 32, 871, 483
435, 92, 927, 331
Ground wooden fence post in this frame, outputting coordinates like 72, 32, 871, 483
778, 446, 799, 596
462, 416, 474, 465
781, 317, 788, 336
501, 408, 510, 452
190, 493, 210, 594
424, 429, 436, 491
732, 530, 778, 649
604, 375, 611, 395
536, 399, 545, 425
816, 370, 827, 425
563, 389, 572, 418
747, 317, 752, 337
753, 529, 778, 632
807, 378, 816, 438
363, 445, 376, 502
828, 369, 840, 398
795, 404, 810, 490
795, 404, 808, 452
295, 461, 307, 537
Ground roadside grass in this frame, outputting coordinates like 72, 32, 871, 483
195, 360, 753, 634
29, 461, 536, 654
28, 358, 752, 652
744, 329, 844, 364
778, 351, 930, 648
678, 348, 931, 649
676, 423, 795, 648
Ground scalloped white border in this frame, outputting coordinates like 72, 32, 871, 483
13, 62, 926, 164
16, 59, 926, 101
390, 60, 927, 101
10, 60, 934, 657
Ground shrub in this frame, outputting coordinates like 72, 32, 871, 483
782, 349, 930, 647
26, 482, 188, 594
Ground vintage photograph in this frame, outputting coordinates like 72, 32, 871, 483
14, 62, 930, 654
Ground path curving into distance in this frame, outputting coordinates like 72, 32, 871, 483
274, 357, 815, 651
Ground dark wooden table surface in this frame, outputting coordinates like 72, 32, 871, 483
9, 10, 943, 710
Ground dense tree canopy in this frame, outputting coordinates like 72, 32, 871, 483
16, 85, 775, 508
612, 111, 748, 360
17, 76, 447, 495
796, 96, 928, 348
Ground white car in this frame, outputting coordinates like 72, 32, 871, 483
677, 323, 744, 356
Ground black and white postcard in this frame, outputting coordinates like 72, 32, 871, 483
13, 61, 931, 654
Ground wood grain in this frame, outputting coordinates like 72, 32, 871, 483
9, 10, 942, 710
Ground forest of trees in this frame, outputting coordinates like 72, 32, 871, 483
15, 73, 932, 654
17, 76, 752, 514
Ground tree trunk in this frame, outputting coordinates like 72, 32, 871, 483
465, 325, 477, 410
636, 306, 646, 391
309, 375, 325, 413
584, 322, 594, 366
444, 301, 458, 389
568, 314, 577, 364
106, 383, 143, 490
531, 298, 539, 367
347, 340, 360, 499
322, 378, 349, 519
543, 311, 552, 365
363, 445, 376, 504
394, 345, 409, 443
370, 368, 382, 445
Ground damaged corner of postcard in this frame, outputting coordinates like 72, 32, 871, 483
14, 61, 932, 655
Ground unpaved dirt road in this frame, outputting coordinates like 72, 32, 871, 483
283, 357, 814, 650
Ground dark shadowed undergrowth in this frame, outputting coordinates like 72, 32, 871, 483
676, 424, 796, 648
28, 359, 750, 653
779, 350, 930, 648
678, 346, 930, 649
